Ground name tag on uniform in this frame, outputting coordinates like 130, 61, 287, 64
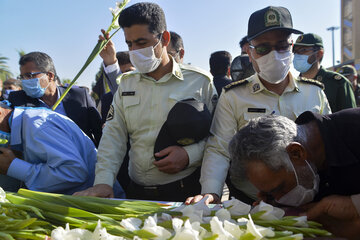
122, 91, 135, 96
248, 108, 266, 113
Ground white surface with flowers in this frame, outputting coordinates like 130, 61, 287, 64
50, 197, 305, 240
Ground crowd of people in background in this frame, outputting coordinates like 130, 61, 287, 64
1, 2, 360, 239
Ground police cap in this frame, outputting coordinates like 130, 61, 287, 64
247, 6, 303, 41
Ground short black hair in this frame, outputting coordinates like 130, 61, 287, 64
169, 31, 184, 52
210, 51, 232, 76
239, 36, 248, 48
116, 51, 131, 65
118, 2, 167, 35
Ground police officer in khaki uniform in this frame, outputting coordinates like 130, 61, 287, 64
186, 6, 331, 205
338, 64, 360, 107
75, 2, 217, 201
293, 33, 356, 112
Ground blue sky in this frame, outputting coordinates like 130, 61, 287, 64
1, 0, 341, 89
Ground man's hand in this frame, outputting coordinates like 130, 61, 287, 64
153, 146, 189, 174
0, 147, 16, 175
185, 193, 221, 205
99, 29, 117, 66
303, 195, 360, 239
73, 184, 114, 198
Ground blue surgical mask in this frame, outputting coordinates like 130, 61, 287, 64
293, 53, 316, 73
2, 90, 14, 100
21, 75, 48, 98
0, 130, 10, 148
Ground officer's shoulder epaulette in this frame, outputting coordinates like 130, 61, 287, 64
298, 77, 324, 90
118, 70, 139, 81
224, 79, 249, 92
180, 63, 212, 80
332, 72, 344, 81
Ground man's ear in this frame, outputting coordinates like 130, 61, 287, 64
316, 49, 324, 61
47, 72, 55, 82
286, 142, 307, 166
179, 48, 185, 61
161, 30, 170, 47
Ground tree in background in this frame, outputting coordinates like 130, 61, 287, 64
0, 54, 13, 82
62, 78, 72, 86
17, 49, 26, 58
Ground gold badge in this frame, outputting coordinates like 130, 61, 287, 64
296, 35, 304, 43
177, 138, 195, 146
264, 9, 280, 27
252, 83, 260, 92
334, 75, 342, 80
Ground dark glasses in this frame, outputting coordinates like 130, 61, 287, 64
249, 43, 292, 56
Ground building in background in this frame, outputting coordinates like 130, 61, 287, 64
337, 0, 360, 74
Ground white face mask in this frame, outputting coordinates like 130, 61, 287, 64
276, 160, 320, 207
129, 36, 164, 73
253, 50, 293, 84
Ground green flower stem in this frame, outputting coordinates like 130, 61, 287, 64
52, 0, 130, 111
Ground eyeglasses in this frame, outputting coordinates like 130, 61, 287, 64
249, 42, 292, 56
293, 47, 318, 55
17, 72, 46, 80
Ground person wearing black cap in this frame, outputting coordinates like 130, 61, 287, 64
338, 64, 360, 107
186, 6, 331, 205
74, 2, 217, 202
293, 33, 356, 112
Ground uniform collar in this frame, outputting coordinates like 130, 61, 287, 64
250, 72, 299, 94
139, 55, 184, 83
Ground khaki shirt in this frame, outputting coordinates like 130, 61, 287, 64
94, 59, 217, 187
200, 73, 331, 198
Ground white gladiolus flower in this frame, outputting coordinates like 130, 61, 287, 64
222, 197, 251, 216
293, 216, 309, 227
172, 219, 200, 240
237, 217, 249, 226
210, 216, 234, 240
245, 215, 263, 240
223, 220, 244, 239
191, 221, 208, 238
215, 208, 232, 222
246, 214, 275, 239
51, 223, 93, 240
142, 215, 172, 240
250, 201, 285, 220
93, 220, 125, 240
0, 187, 8, 203
172, 218, 184, 233
120, 218, 142, 231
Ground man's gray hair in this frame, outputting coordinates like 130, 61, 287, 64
19, 52, 59, 82
229, 115, 306, 185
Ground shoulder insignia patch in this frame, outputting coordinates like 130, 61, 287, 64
224, 79, 249, 92
106, 105, 114, 121
334, 74, 342, 80
298, 77, 324, 90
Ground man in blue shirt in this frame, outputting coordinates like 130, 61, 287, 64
0, 103, 124, 196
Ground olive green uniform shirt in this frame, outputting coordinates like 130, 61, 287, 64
94, 59, 217, 188
314, 66, 356, 112
200, 72, 331, 198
